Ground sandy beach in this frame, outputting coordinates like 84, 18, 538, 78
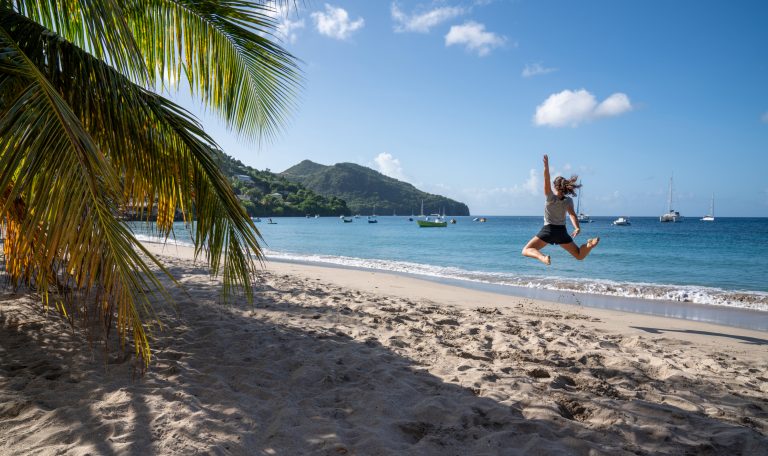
1, 242, 767, 455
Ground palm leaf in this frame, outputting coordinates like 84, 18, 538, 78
6, 0, 149, 83
0, 22, 173, 363
127, 0, 302, 141
0, 10, 259, 361
0, 1, 296, 365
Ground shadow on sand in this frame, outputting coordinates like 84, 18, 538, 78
631, 326, 768, 346
1, 267, 767, 455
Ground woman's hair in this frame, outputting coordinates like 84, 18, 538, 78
553, 175, 581, 196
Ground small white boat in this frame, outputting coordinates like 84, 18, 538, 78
701, 194, 715, 222
251, 217, 261, 222
613, 216, 631, 226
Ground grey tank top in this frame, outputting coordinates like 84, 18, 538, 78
544, 193, 573, 225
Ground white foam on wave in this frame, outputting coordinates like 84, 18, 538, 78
264, 249, 768, 312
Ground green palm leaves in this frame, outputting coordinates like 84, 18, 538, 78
0, 1, 300, 365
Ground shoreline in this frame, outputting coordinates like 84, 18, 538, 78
132, 227, 768, 315
144, 241, 767, 359
146, 239, 768, 332
268, 256, 768, 332
259, 256, 768, 360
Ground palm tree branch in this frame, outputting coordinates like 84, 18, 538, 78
2, 11, 263, 302
127, 0, 302, 141
4, 0, 149, 84
0, 20, 175, 364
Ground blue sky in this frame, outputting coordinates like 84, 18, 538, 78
173, 0, 768, 216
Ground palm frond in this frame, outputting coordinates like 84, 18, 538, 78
6, 0, 149, 83
2, 10, 263, 307
0, 18, 172, 364
127, 0, 302, 141
0, 0, 294, 365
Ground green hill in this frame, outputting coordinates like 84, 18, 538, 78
210, 152, 351, 217
280, 160, 470, 216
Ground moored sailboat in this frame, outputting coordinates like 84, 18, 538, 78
660, 175, 683, 222
576, 180, 592, 223
701, 194, 715, 222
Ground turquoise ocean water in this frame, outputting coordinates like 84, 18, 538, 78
133, 216, 768, 318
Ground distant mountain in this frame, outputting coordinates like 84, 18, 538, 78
280, 160, 470, 216
210, 151, 351, 217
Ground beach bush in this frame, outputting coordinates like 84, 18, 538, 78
0, 0, 299, 366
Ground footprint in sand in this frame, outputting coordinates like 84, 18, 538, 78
388, 337, 409, 348
434, 318, 460, 326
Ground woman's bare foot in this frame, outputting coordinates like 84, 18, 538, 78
539, 255, 551, 265
587, 237, 600, 249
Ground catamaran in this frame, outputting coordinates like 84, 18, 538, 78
576, 180, 592, 223
660, 175, 683, 222
701, 194, 715, 222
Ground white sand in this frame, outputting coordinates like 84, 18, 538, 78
1, 242, 766, 455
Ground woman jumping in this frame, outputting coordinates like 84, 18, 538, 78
522, 154, 600, 265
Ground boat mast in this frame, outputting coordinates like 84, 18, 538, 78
576, 180, 582, 214
667, 174, 674, 212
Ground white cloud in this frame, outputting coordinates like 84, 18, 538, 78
449, 170, 541, 214
761, 111, 768, 124
594, 93, 632, 118
374, 153, 406, 181
534, 89, 633, 127
445, 21, 506, 56
522, 62, 557, 78
391, 3, 465, 33
262, 4, 305, 44
277, 18, 305, 44
466, 169, 539, 199
522, 168, 539, 195
311, 4, 364, 40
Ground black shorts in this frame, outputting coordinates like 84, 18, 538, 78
536, 224, 573, 245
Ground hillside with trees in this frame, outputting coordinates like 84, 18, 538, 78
211, 151, 351, 217
280, 160, 470, 216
